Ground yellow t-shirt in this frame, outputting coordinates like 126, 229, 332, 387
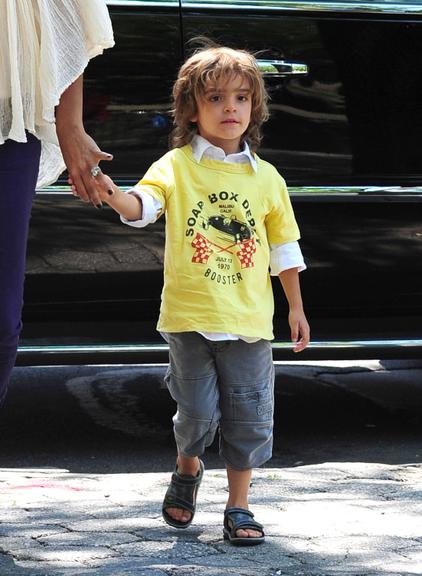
137, 144, 300, 340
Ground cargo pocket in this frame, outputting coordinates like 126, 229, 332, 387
230, 384, 273, 423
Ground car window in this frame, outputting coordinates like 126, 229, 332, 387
180, 0, 422, 186
87, 1, 182, 179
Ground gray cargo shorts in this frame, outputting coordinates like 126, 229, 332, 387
164, 332, 275, 470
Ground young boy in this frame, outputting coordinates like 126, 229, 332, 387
75, 44, 310, 545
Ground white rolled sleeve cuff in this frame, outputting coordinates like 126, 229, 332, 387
120, 188, 162, 228
270, 241, 307, 275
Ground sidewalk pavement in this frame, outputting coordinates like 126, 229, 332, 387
1, 360, 422, 576
1, 460, 422, 575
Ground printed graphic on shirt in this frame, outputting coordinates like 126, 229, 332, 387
185, 190, 259, 284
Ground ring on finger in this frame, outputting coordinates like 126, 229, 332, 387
90, 166, 102, 178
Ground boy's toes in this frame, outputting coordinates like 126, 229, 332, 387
236, 528, 263, 539
165, 506, 192, 523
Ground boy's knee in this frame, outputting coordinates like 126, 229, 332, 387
174, 408, 219, 434
220, 420, 273, 469
173, 409, 220, 455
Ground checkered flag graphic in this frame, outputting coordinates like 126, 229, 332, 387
191, 233, 213, 264
237, 238, 256, 268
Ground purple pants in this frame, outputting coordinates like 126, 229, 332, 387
0, 134, 41, 405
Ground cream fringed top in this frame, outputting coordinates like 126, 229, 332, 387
0, 0, 114, 188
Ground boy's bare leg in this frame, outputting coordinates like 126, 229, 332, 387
226, 466, 262, 538
164, 454, 200, 523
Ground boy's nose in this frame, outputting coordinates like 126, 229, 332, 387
224, 100, 237, 112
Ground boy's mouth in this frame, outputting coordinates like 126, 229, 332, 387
222, 119, 239, 124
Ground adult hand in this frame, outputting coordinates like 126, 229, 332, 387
57, 125, 113, 207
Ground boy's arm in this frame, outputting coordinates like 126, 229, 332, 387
278, 267, 310, 353
103, 179, 143, 221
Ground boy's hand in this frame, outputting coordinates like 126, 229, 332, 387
288, 309, 310, 353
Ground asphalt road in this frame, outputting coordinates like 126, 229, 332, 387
1, 360, 422, 474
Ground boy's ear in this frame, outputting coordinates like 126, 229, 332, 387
190, 104, 198, 123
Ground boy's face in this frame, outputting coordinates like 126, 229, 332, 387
191, 75, 252, 155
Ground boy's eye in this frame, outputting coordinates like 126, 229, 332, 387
238, 95, 248, 102
209, 95, 221, 102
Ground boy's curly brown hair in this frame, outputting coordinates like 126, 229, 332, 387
171, 43, 269, 152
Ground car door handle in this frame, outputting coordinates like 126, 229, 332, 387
257, 59, 309, 77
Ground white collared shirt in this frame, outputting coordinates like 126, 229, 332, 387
122, 135, 306, 342
192, 134, 258, 172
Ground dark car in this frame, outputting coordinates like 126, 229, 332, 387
20, 0, 422, 365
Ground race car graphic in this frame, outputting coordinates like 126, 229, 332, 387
201, 215, 253, 243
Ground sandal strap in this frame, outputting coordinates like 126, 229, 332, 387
170, 469, 203, 486
224, 507, 264, 535
225, 507, 255, 518
162, 460, 204, 516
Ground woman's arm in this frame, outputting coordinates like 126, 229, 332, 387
55, 74, 113, 207
279, 267, 310, 353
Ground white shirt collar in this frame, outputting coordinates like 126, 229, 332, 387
191, 134, 258, 173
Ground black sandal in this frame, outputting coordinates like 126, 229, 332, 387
223, 507, 265, 546
162, 459, 204, 529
